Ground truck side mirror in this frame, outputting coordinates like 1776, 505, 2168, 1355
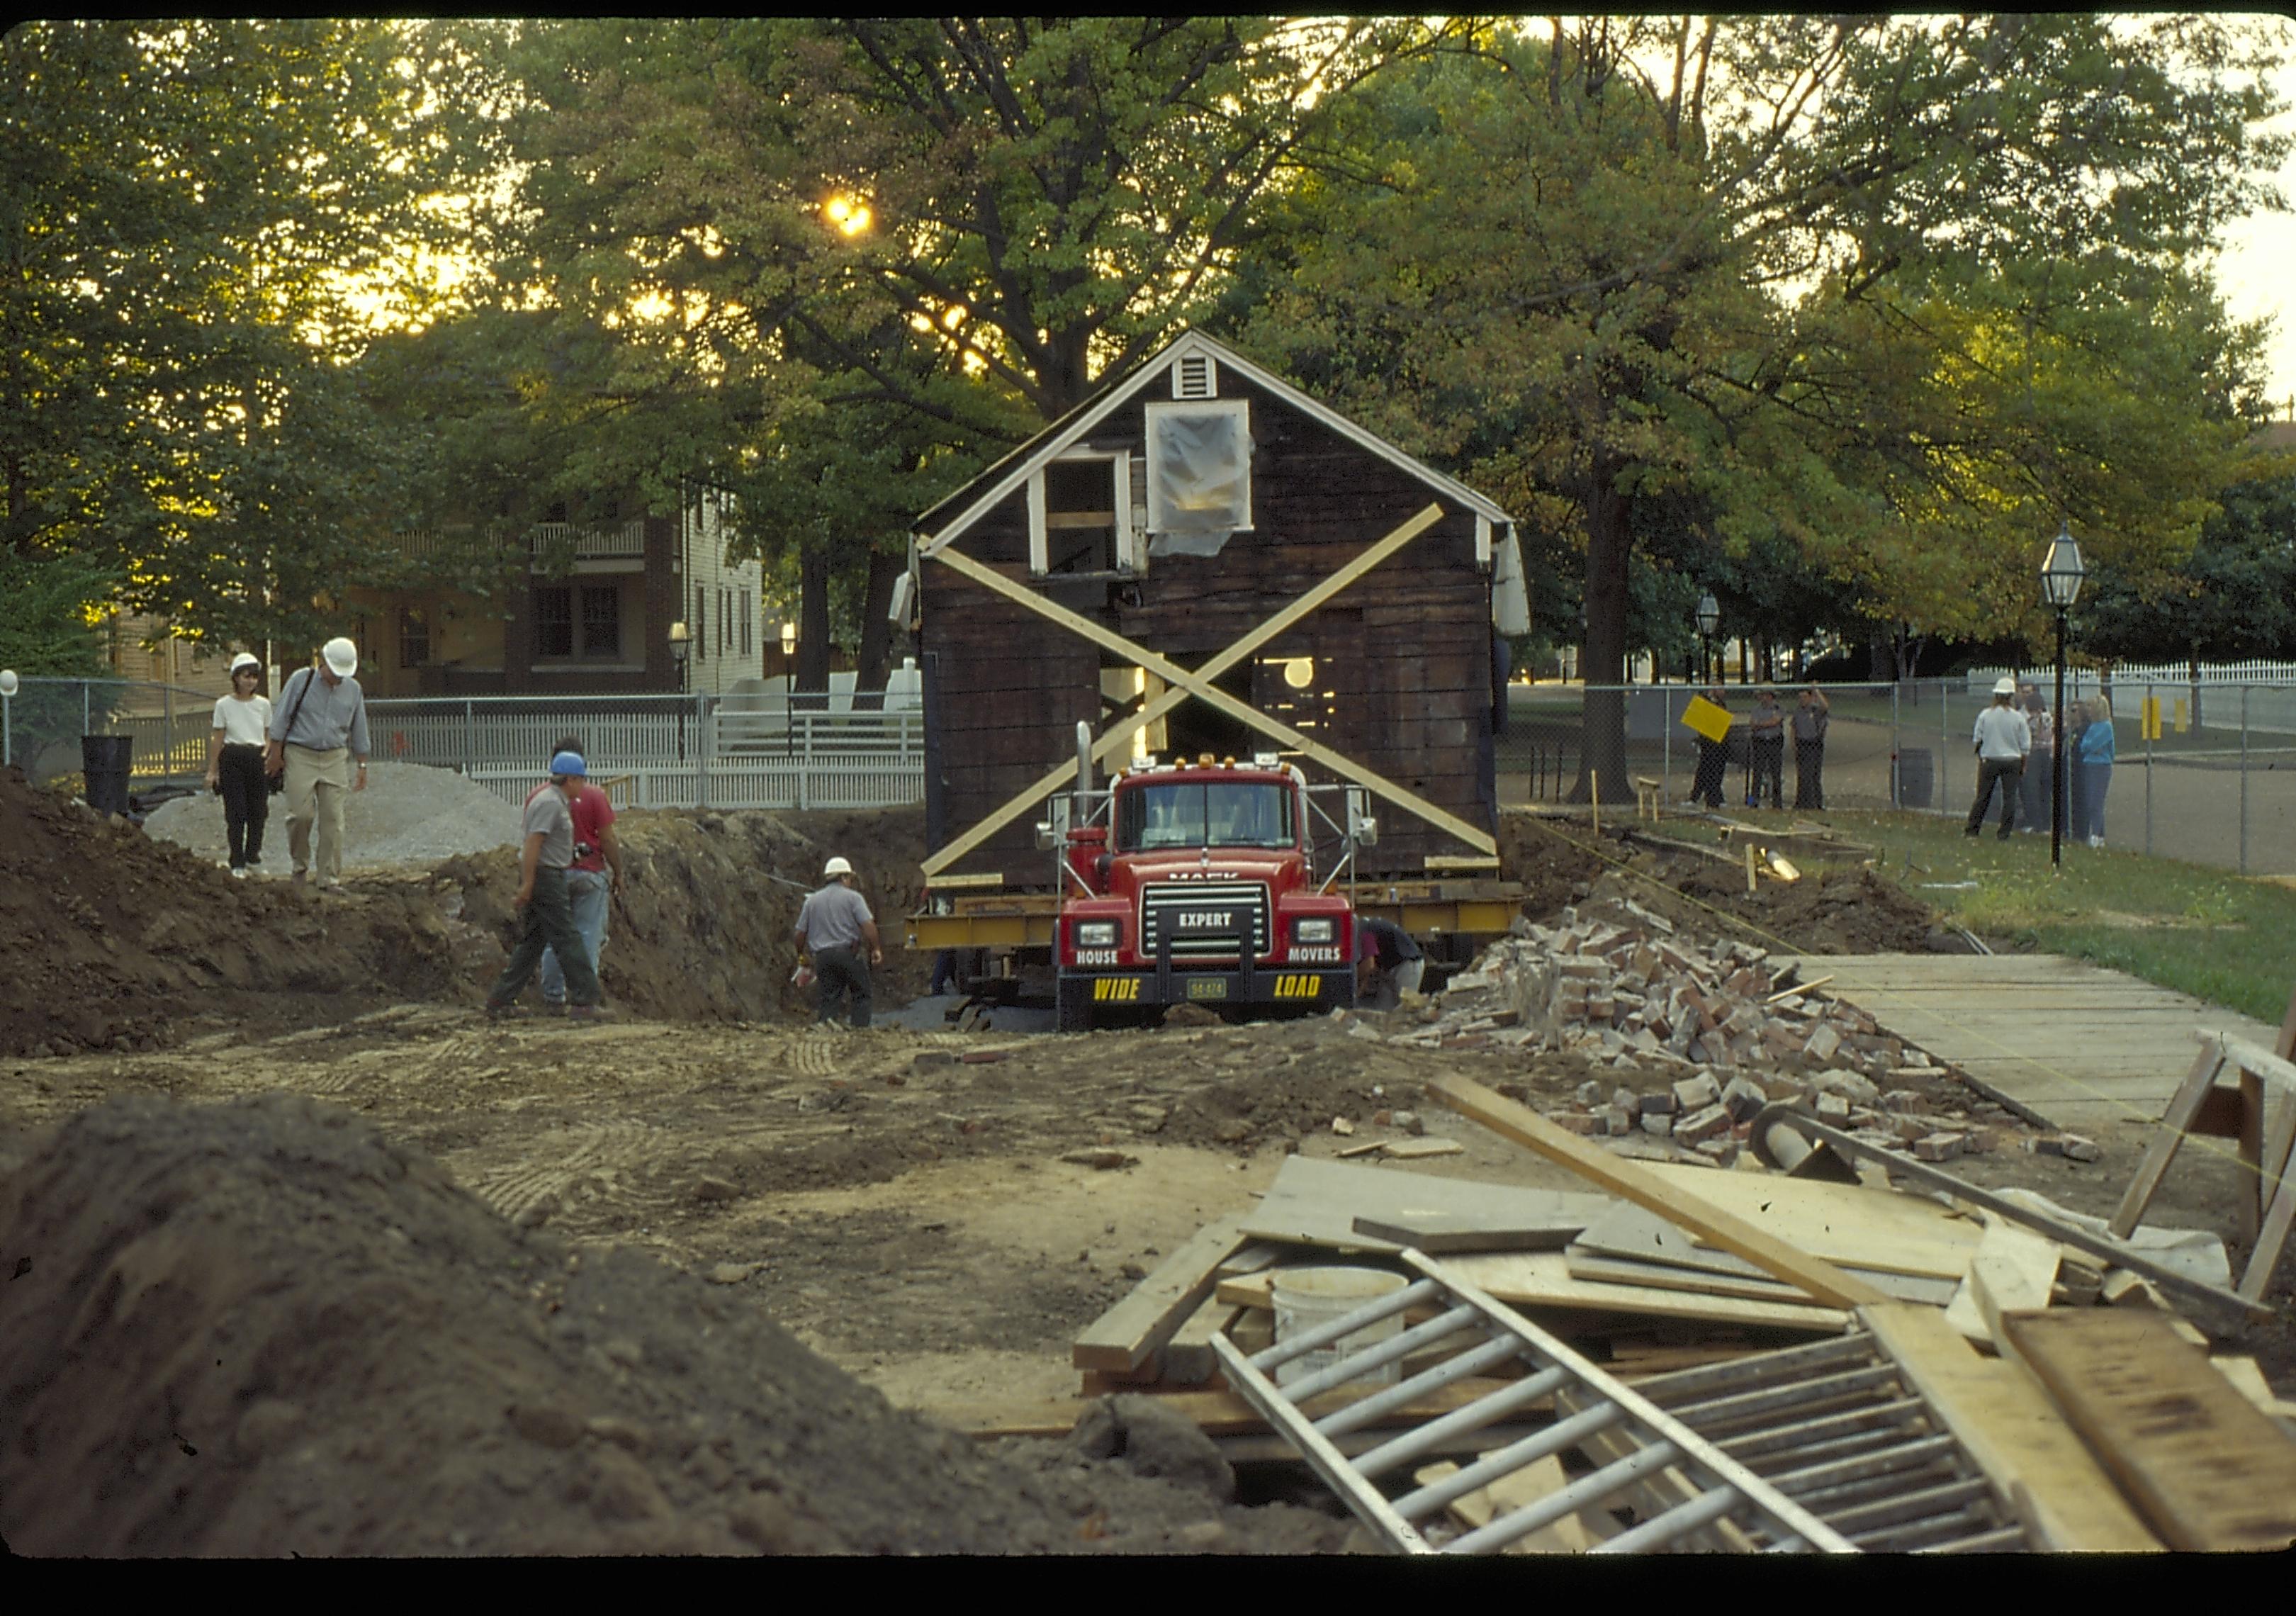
1346, 787, 1378, 846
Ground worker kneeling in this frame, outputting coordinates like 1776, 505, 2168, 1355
1354, 917, 1424, 1013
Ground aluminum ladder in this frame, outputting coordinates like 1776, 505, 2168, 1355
1622, 1330, 2031, 1552
1210, 1249, 1858, 1554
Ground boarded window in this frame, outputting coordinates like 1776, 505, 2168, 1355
1144, 400, 1250, 556
580, 585, 620, 658
399, 607, 429, 669
535, 587, 574, 657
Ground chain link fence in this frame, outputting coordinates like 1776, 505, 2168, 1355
1, 679, 926, 812
1501, 678, 2296, 878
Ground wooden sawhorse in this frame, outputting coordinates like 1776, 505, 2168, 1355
1633, 775, 1663, 822
2110, 997, 2296, 1303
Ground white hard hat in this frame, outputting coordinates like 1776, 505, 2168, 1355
1992, 676, 2018, 696
823, 856, 853, 877
229, 652, 261, 675
322, 637, 359, 676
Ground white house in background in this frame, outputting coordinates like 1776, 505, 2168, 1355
678, 487, 767, 698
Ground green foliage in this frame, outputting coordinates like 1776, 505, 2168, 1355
2077, 465, 2296, 661
0, 551, 111, 675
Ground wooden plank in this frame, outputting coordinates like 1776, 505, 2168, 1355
1351, 1211, 1580, 1255
1432, 1252, 1850, 1332
1428, 1075, 1890, 1308
1418, 1454, 1593, 1553
1071, 1212, 1249, 1373
1562, 1247, 1956, 1308
1161, 1291, 1244, 1386
2107, 1042, 2222, 1240
1857, 1302, 2163, 1553
1998, 1307, 2296, 1552
1236, 1155, 1611, 1255
1572, 1201, 1963, 1301
1557, 1386, 1761, 1552
1942, 1221, 2061, 1349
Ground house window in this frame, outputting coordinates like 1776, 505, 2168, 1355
535, 588, 575, 657
1144, 399, 1251, 554
721, 588, 731, 652
580, 585, 620, 658
740, 590, 751, 656
400, 607, 429, 668
1028, 451, 1135, 577
692, 588, 705, 663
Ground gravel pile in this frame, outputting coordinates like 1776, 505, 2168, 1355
145, 762, 523, 871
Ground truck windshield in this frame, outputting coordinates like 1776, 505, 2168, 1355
1117, 782, 1295, 851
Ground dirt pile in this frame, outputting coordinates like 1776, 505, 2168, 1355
0, 1092, 1348, 1555
145, 761, 522, 871
0, 768, 468, 1058
1672, 862, 1937, 953
430, 804, 936, 1020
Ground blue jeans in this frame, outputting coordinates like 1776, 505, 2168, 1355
541, 868, 609, 1004
2079, 762, 2111, 841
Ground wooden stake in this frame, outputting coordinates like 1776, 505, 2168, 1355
1745, 841, 1758, 894
1589, 770, 1599, 837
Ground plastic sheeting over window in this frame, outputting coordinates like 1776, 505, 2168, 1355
1145, 400, 1251, 558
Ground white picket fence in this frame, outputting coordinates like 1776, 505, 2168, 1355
1964, 666, 2296, 736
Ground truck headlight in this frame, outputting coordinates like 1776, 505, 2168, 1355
1074, 921, 1118, 948
1293, 918, 1335, 944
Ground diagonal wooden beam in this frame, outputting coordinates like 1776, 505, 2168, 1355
921, 504, 1440, 877
920, 505, 1494, 875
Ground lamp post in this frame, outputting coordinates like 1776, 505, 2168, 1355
1695, 593, 1720, 687
669, 619, 690, 692
2040, 524, 2086, 872
1, 668, 16, 768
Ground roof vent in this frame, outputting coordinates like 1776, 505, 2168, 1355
1171, 352, 1217, 400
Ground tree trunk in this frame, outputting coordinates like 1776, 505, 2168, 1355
851, 546, 904, 709
1570, 465, 1634, 805
797, 545, 831, 700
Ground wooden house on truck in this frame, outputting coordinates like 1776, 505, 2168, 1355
905, 330, 1531, 975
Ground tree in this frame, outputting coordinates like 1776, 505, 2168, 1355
0, 21, 507, 656
464, 19, 1469, 689
1235, 16, 2287, 798
2079, 462, 2296, 663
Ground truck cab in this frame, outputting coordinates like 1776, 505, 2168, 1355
1052, 756, 1357, 1031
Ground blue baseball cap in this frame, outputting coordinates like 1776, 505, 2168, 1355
549, 750, 587, 778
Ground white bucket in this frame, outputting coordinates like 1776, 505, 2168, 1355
1271, 1266, 1409, 1393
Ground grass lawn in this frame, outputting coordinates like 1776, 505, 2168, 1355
1796, 809, 2296, 1026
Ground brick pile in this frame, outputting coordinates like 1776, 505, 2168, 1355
1354, 904, 2081, 1167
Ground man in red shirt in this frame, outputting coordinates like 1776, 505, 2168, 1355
530, 734, 625, 1013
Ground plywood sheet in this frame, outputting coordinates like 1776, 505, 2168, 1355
1237, 1155, 1611, 1255
1437, 1251, 1850, 1332
1573, 1202, 1959, 1305
1633, 1160, 1985, 1281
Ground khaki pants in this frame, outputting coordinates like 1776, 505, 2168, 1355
284, 744, 351, 880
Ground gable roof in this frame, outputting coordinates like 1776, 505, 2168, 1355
912, 329, 1515, 551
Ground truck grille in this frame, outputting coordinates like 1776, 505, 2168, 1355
1139, 881, 1271, 961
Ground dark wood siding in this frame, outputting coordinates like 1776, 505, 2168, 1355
919, 371, 1495, 880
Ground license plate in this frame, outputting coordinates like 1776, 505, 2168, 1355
1185, 977, 1228, 1001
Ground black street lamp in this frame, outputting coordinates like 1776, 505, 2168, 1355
2040, 524, 2086, 872
1695, 593, 1720, 686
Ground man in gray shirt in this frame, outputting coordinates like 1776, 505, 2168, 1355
485, 751, 604, 1021
264, 635, 371, 888
795, 855, 882, 1028
1964, 677, 2033, 840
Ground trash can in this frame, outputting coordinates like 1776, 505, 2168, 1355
81, 734, 133, 816
1895, 747, 1933, 811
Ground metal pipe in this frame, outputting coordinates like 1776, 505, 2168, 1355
2240, 684, 2250, 875
2052, 607, 2067, 870
1251, 1276, 1442, 1373
1584, 1482, 1743, 1555
2144, 679, 2154, 857
1312, 1336, 1543, 1437
1276, 1305, 1485, 1404
1391, 1403, 1650, 1518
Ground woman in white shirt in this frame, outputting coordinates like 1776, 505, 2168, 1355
205, 653, 274, 877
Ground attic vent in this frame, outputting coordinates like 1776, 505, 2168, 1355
1171, 353, 1217, 400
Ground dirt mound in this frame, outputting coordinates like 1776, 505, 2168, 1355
0, 769, 468, 1058
1670, 861, 1937, 953
0, 1092, 1345, 1554
1496, 809, 1604, 916
430, 804, 936, 1021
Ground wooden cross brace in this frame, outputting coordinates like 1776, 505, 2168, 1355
919, 502, 1497, 877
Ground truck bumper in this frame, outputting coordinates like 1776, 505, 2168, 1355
1057, 967, 1356, 1019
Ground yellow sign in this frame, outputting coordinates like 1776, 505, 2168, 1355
1090, 977, 1142, 1001
1680, 695, 1733, 744
1271, 974, 1322, 999
2172, 697, 2188, 734
2140, 697, 2162, 741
